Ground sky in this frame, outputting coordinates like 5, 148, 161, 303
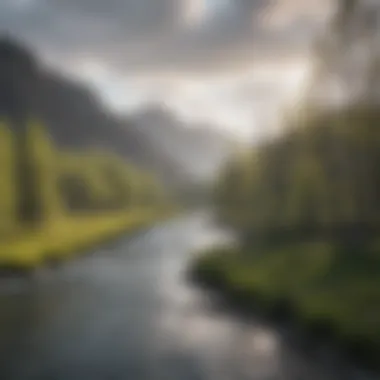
1, 0, 334, 141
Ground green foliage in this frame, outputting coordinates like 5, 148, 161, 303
27, 120, 64, 223
192, 242, 380, 368
206, 102, 380, 368
0, 121, 17, 235
215, 105, 380, 245
0, 118, 173, 269
58, 151, 128, 212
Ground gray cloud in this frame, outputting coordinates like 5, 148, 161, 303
1, 0, 331, 140
0, 0, 327, 74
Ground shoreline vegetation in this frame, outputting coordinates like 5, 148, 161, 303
191, 243, 380, 371
0, 119, 174, 272
0, 210, 172, 272
190, 104, 380, 372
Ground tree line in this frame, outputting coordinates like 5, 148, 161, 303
0, 119, 168, 238
215, 104, 380, 248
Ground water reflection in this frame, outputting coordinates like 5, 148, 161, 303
0, 214, 376, 380
154, 227, 282, 380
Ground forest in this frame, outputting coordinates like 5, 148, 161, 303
0, 36, 176, 271
194, 103, 380, 370
0, 119, 170, 270
192, 0, 380, 370
216, 104, 380, 246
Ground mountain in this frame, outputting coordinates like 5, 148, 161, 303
128, 106, 235, 182
0, 36, 234, 189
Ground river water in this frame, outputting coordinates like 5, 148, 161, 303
0, 213, 377, 380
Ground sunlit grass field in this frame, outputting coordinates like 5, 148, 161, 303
0, 208, 172, 270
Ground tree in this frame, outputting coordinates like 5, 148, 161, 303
0, 38, 40, 225
0, 120, 17, 235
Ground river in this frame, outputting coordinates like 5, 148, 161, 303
0, 213, 377, 380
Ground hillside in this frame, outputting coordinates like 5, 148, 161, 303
0, 36, 233, 189
128, 106, 235, 182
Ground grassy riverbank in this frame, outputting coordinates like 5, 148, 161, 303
191, 242, 380, 370
0, 208, 173, 271
0, 118, 177, 272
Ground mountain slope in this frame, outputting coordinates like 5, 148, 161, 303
0, 36, 188, 186
0, 36, 235, 188
129, 106, 235, 181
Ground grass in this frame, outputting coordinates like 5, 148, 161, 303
191, 241, 380, 370
0, 208, 172, 271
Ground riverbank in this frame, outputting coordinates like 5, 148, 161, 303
0, 208, 174, 272
190, 242, 380, 371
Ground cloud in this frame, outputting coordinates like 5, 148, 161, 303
1, 0, 332, 141
1, 0, 331, 74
